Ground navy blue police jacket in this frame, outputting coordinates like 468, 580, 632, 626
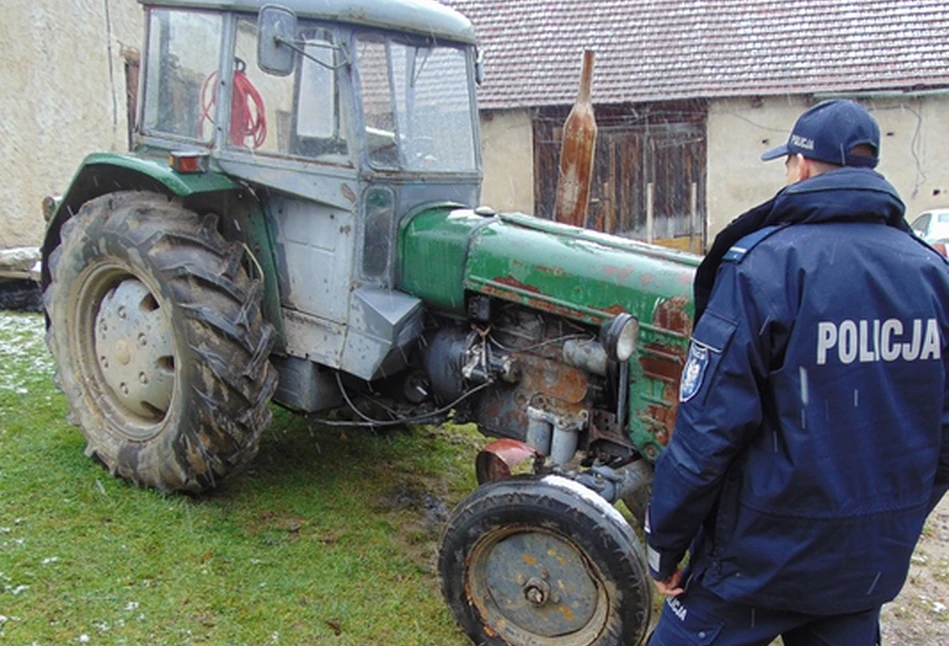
646, 167, 949, 615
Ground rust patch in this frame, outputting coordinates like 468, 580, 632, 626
558, 604, 576, 622
604, 265, 635, 281
523, 554, 537, 566
478, 280, 613, 325
639, 343, 685, 383
589, 410, 634, 449
516, 354, 589, 404
475, 438, 542, 484
645, 404, 677, 447
489, 275, 543, 294
640, 273, 654, 287
516, 353, 589, 405
535, 265, 567, 277
653, 295, 693, 336
639, 343, 686, 447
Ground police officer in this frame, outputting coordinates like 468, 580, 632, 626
645, 99, 949, 645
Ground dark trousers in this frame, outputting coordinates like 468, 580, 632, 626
648, 580, 881, 646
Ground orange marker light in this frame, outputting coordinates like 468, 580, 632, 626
169, 151, 209, 174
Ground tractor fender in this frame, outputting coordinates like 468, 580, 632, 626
42, 152, 241, 287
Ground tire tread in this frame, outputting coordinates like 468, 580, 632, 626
45, 191, 277, 492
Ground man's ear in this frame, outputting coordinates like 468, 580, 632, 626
798, 155, 816, 181
789, 153, 810, 183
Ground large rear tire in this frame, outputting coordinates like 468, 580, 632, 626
439, 476, 653, 646
45, 191, 277, 492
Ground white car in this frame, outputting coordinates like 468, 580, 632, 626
909, 209, 949, 257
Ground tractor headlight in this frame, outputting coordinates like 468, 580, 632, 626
600, 313, 638, 362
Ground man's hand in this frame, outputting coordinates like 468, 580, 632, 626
654, 568, 685, 596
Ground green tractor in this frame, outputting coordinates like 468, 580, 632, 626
42, 1, 698, 643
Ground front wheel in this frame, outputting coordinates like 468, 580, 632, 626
45, 191, 277, 492
438, 476, 653, 645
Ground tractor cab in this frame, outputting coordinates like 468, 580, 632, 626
130, 0, 484, 393
138, 0, 482, 282
140, 1, 481, 173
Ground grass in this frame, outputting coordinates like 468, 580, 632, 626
0, 311, 482, 645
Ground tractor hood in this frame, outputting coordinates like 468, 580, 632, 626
400, 205, 700, 459
399, 206, 699, 330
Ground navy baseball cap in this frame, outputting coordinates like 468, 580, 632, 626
761, 99, 880, 168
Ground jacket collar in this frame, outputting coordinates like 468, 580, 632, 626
693, 167, 907, 325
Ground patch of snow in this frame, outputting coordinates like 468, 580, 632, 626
0, 313, 55, 392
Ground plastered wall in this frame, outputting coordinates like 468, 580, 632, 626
0, 0, 144, 248
707, 95, 949, 238
479, 96, 949, 243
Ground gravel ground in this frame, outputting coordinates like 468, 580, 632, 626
880, 494, 949, 644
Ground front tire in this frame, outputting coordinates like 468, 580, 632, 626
45, 191, 277, 492
439, 476, 653, 645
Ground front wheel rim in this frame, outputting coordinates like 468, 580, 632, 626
468, 526, 610, 644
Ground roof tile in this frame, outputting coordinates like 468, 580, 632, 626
441, 0, 949, 108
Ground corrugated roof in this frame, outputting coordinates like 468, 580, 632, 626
441, 0, 949, 109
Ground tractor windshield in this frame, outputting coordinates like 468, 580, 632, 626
356, 35, 478, 173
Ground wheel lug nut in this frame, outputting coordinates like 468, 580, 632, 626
118, 306, 126, 319
101, 357, 109, 369
523, 577, 550, 606
526, 587, 544, 605
120, 382, 129, 396
139, 373, 148, 384
138, 333, 147, 347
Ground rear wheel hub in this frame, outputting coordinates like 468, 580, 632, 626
94, 277, 174, 423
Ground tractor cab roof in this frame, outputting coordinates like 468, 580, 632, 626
139, 0, 477, 44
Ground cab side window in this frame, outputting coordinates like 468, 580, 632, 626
228, 18, 349, 161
